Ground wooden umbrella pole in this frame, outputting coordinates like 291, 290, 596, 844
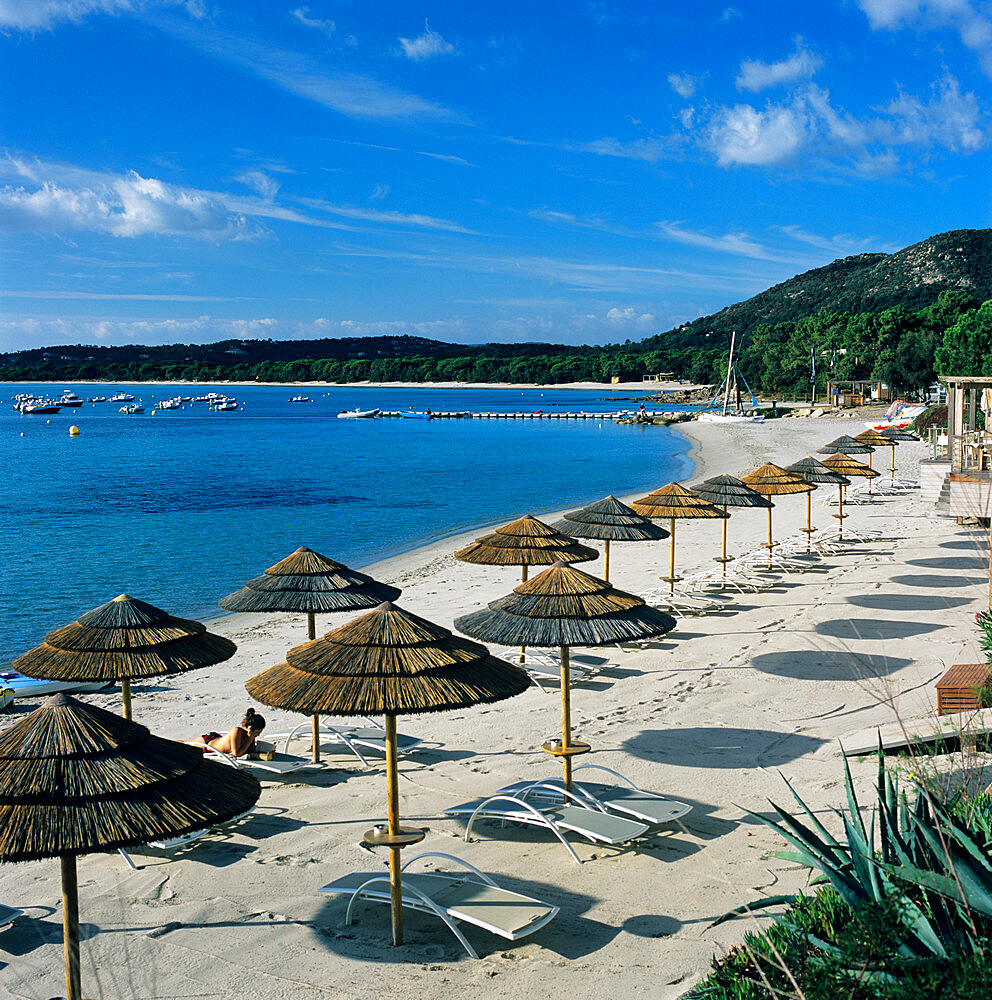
603, 539, 611, 582
721, 513, 728, 582
838, 484, 845, 541
61, 854, 81, 1000
384, 713, 404, 947
867, 452, 874, 494
560, 646, 572, 791
121, 678, 132, 721
890, 449, 896, 486
766, 507, 774, 568
668, 518, 677, 596
806, 492, 813, 554
307, 613, 321, 763
519, 564, 529, 664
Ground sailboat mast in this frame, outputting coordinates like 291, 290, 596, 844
722, 330, 736, 417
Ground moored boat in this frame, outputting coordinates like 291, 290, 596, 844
119, 404, 145, 414
337, 408, 380, 419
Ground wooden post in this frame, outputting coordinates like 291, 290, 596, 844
766, 507, 774, 567
308, 613, 320, 763
720, 508, 728, 581
603, 539, 611, 582
668, 518, 676, 595
560, 646, 572, 791
806, 491, 812, 554
384, 713, 403, 947
121, 678, 132, 721
890, 446, 896, 486
838, 484, 845, 541
519, 564, 529, 663
866, 450, 874, 494
61, 854, 81, 1000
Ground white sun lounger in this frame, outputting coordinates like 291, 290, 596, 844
188, 742, 318, 776
495, 765, 692, 829
443, 788, 649, 863
493, 648, 596, 693
267, 718, 424, 766
319, 852, 559, 958
0, 903, 23, 930
117, 807, 256, 870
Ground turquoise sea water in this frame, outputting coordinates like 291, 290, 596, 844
0, 383, 695, 661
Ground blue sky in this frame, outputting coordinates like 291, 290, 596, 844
1, 1, 991, 351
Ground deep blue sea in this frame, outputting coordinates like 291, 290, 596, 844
0, 383, 695, 661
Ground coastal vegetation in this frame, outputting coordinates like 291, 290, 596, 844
4, 229, 992, 398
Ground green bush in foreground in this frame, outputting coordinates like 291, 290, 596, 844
684, 753, 992, 998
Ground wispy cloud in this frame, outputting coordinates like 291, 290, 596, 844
234, 169, 280, 200
858, 0, 992, 75
0, 1, 197, 31
655, 221, 776, 260
155, 15, 461, 121
398, 20, 455, 61
296, 195, 476, 234
290, 6, 335, 38
586, 2, 620, 26
324, 138, 475, 167
3, 290, 240, 300
736, 38, 823, 92
668, 72, 698, 99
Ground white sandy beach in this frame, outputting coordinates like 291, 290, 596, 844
2, 417, 989, 1000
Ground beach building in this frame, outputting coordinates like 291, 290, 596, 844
921, 375, 992, 518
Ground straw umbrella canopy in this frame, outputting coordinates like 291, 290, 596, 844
13, 595, 237, 721
856, 428, 898, 486
0, 694, 260, 1000
689, 476, 772, 581
630, 483, 728, 595
785, 457, 851, 551
820, 453, 879, 540
551, 495, 669, 582
881, 426, 919, 441
246, 602, 529, 949
454, 514, 597, 582
819, 434, 874, 456
219, 546, 401, 762
455, 561, 677, 791
740, 464, 815, 561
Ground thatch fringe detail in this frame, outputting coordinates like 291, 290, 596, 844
820, 453, 879, 479
855, 429, 897, 448
454, 562, 677, 648
630, 483, 729, 520
690, 475, 773, 509
0, 694, 260, 862
741, 463, 816, 496
785, 457, 850, 486
818, 435, 874, 455
219, 546, 400, 614
454, 515, 597, 566
881, 427, 918, 441
13, 596, 236, 681
245, 602, 530, 717
552, 495, 669, 542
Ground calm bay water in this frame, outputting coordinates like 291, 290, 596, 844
0, 383, 694, 661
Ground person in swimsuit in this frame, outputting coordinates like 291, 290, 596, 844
203, 707, 266, 758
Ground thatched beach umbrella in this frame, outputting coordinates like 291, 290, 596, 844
0, 694, 260, 1000
820, 453, 879, 540
630, 483, 728, 595
785, 457, 850, 551
13, 595, 236, 721
856, 428, 898, 487
818, 434, 875, 456
454, 514, 597, 583
740, 464, 815, 564
690, 476, 772, 581
881, 425, 919, 483
551, 495, 669, 582
245, 602, 529, 948
455, 562, 677, 791
219, 546, 401, 761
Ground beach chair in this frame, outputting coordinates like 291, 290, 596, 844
642, 585, 724, 614
267, 718, 425, 767
0, 902, 23, 931
117, 807, 256, 869
443, 787, 649, 863
496, 765, 692, 829
188, 742, 318, 776
319, 852, 559, 958
493, 647, 597, 693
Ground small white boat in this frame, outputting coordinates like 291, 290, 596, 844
337, 408, 380, 419
210, 400, 239, 411
110, 392, 135, 403
22, 401, 62, 414
0, 669, 112, 699
58, 392, 84, 407
289, 395, 311, 403
119, 404, 145, 414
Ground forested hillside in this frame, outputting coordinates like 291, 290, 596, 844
4, 229, 992, 396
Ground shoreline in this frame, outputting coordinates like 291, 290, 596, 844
3, 415, 970, 1000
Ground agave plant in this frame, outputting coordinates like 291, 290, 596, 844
975, 610, 992, 664
717, 747, 992, 966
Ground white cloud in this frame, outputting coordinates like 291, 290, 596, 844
668, 72, 697, 99
605, 306, 656, 330
291, 6, 335, 37
858, 0, 992, 75
706, 102, 806, 166
398, 21, 455, 61
0, 0, 199, 30
234, 169, 279, 200
736, 38, 823, 92
572, 137, 676, 162
655, 222, 774, 259
370, 184, 389, 201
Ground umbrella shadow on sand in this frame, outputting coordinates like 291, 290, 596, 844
623, 727, 826, 770
890, 573, 984, 589
749, 649, 913, 681
814, 618, 947, 641
846, 593, 974, 612
906, 555, 989, 571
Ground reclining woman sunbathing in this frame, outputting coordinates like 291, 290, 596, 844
201, 707, 267, 758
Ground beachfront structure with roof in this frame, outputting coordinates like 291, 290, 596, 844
923, 375, 992, 519
825, 379, 893, 407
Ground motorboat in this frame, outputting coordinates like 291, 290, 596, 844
88, 396, 107, 403
58, 392, 84, 407
22, 401, 62, 414
337, 408, 380, 419
119, 404, 145, 414
397, 410, 432, 420
209, 399, 239, 411
156, 397, 182, 409
110, 392, 135, 403
289, 395, 311, 403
